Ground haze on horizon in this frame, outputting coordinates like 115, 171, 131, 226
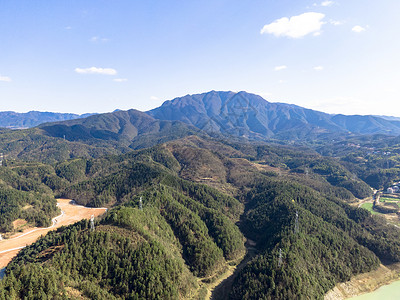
0, 0, 399, 116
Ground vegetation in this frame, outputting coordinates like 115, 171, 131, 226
1, 135, 400, 299
231, 177, 398, 299
1, 217, 197, 299
0, 162, 60, 232
317, 135, 400, 190
361, 203, 380, 215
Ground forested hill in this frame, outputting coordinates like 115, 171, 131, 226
0, 109, 206, 164
2, 91, 400, 153
2, 91, 400, 166
148, 90, 400, 139
39, 109, 204, 148
1, 136, 400, 299
0, 161, 60, 233
0, 111, 93, 129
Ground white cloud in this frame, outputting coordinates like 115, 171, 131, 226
330, 20, 344, 26
321, 1, 334, 7
150, 96, 159, 101
383, 88, 397, 93
313, 66, 324, 71
90, 36, 109, 43
261, 12, 326, 38
0, 75, 11, 82
352, 25, 366, 33
113, 78, 128, 82
274, 65, 287, 71
313, 1, 334, 7
75, 67, 117, 75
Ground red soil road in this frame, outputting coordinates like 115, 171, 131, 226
0, 199, 107, 269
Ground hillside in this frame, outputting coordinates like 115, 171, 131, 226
148, 91, 400, 140
0, 111, 93, 129
0, 161, 61, 233
0, 110, 205, 164
1, 91, 400, 165
317, 134, 400, 190
1, 92, 400, 299
39, 109, 204, 149
1, 136, 400, 299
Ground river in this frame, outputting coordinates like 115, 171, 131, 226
349, 280, 400, 299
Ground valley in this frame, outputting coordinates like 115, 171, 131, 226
2, 0, 400, 297
1, 92, 400, 299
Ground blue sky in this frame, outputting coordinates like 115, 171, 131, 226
0, 0, 399, 116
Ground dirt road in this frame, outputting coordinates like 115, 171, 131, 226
0, 199, 107, 269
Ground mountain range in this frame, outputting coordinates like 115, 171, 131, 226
1, 91, 400, 158
0, 111, 94, 129
148, 91, 400, 139
39, 109, 204, 149
2, 91, 400, 299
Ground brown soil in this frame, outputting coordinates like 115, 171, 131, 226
251, 162, 282, 174
0, 199, 107, 269
12, 219, 27, 230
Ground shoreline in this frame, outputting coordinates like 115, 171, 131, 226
325, 263, 400, 300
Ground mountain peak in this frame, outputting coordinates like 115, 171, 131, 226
148, 91, 400, 139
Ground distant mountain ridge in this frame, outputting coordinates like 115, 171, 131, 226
2, 91, 400, 147
147, 91, 400, 139
0, 111, 94, 129
39, 109, 204, 149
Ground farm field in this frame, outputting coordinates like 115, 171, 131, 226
361, 203, 380, 215
380, 197, 400, 207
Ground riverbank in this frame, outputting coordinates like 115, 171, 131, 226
208, 239, 258, 299
325, 263, 400, 299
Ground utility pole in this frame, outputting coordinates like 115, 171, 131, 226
0, 152, 3, 167
90, 215, 95, 231
278, 248, 283, 267
294, 211, 299, 234
139, 196, 143, 210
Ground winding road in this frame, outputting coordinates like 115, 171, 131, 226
0, 199, 107, 271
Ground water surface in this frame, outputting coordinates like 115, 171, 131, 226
0, 268, 5, 279
349, 280, 400, 299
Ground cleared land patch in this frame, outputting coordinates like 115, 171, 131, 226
0, 199, 107, 269
361, 203, 380, 215
12, 219, 27, 231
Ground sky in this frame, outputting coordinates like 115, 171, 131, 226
0, 0, 399, 116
